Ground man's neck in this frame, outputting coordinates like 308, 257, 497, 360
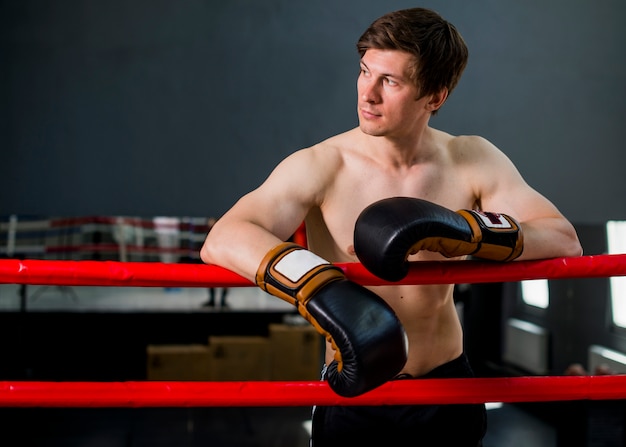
361, 126, 438, 169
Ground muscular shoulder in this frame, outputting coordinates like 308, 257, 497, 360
443, 134, 521, 180
446, 134, 503, 164
290, 134, 346, 180
445, 133, 527, 202
262, 130, 353, 203
298, 128, 364, 175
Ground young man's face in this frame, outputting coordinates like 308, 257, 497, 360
357, 49, 433, 138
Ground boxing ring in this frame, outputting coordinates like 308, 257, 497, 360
1, 253, 626, 408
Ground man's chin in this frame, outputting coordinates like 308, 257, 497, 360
359, 120, 385, 137
359, 123, 385, 137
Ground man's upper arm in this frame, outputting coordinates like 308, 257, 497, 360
202, 148, 325, 277
473, 139, 564, 222
473, 139, 581, 259
222, 148, 326, 240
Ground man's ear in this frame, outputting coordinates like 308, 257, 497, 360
425, 88, 449, 112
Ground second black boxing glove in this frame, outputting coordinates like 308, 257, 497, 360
256, 242, 408, 397
353, 197, 523, 281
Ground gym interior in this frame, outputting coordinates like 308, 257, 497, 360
1, 1, 625, 446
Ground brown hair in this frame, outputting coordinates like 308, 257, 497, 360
357, 8, 468, 112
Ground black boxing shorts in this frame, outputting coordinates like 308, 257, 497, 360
310, 354, 487, 447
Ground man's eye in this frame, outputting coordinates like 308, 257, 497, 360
386, 78, 397, 86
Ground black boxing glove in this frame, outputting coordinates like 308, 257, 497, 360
256, 242, 408, 397
354, 197, 523, 282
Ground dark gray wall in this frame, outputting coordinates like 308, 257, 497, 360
1, 0, 625, 224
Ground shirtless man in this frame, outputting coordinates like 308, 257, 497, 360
201, 7, 582, 446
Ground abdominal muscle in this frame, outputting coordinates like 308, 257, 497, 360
323, 282, 464, 377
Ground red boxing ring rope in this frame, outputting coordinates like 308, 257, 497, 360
0, 253, 625, 287
2, 376, 626, 408
1, 254, 626, 407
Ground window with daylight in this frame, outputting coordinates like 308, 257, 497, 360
520, 279, 550, 309
607, 221, 626, 328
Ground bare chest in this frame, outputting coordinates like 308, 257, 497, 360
306, 163, 475, 262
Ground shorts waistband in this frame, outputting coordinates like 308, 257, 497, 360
392, 353, 474, 380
